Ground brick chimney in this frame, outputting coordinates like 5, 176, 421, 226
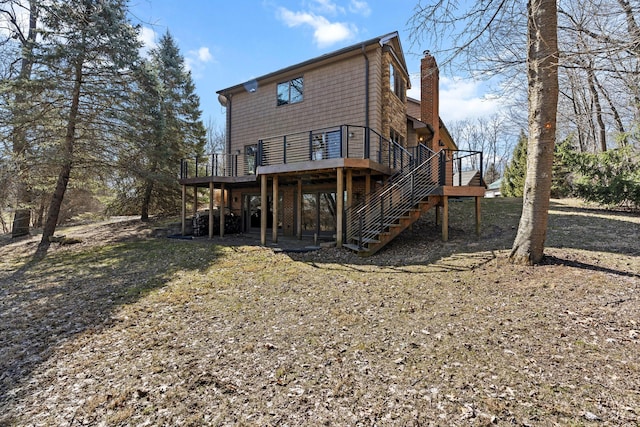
421, 51, 440, 150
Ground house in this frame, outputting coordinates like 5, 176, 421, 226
179, 31, 485, 255
485, 179, 502, 198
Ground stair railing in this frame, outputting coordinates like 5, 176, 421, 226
346, 144, 440, 249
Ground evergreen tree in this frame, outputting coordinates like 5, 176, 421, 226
1, 0, 39, 237
109, 60, 163, 215
33, 0, 140, 251
114, 31, 206, 220
568, 145, 640, 209
551, 137, 575, 198
501, 130, 528, 197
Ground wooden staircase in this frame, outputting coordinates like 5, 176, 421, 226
344, 196, 439, 256
345, 145, 442, 256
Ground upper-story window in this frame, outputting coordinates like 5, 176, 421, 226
277, 77, 304, 106
389, 64, 406, 102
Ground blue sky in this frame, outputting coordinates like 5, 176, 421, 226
129, 0, 503, 128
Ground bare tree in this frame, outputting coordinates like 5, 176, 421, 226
448, 115, 512, 178
557, 0, 639, 150
205, 116, 225, 154
509, 0, 559, 264
411, 0, 559, 264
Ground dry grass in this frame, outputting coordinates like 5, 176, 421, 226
0, 199, 638, 426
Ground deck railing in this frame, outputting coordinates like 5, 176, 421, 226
180, 153, 243, 179
179, 125, 414, 179
345, 146, 485, 248
346, 144, 439, 249
442, 149, 484, 186
258, 125, 413, 171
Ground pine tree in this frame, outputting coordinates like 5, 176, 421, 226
501, 130, 528, 197
115, 31, 206, 220
1, 0, 39, 237
34, 0, 140, 251
551, 137, 575, 198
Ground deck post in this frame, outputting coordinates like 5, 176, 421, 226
220, 183, 226, 238
193, 186, 198, 216
297, 179, 303, 239
336, 167, 344, 247
181, 185, 186, 235
365, 172, 371, 197
261, 174, 267, 245
272, 175, 278, 243
209, 182, 214, 239
346, 169, 353, 238
442, 196, 449, 241
475, 196, 481, 237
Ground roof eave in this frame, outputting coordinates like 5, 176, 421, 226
217, 31, 401, 96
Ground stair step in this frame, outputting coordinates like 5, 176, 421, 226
353, 237, 380, 244
362, 229, 390, 235
343, 243, 364, 252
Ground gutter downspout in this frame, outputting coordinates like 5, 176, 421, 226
225, 94, 232, 157
217, 92, 233, 158
361, 44, 370, 157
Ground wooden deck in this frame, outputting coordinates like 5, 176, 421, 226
434, 185, 486, 197
179, 153, 486, 252
179, 174, 258, 188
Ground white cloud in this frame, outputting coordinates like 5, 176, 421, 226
139, 26, 157, 49
185, 46, 216, 77
197, 47, 213, 63
277, 7, 356, 48
440, 76, 504, 121
408, 73, 505, 122
138, 26, 157, 56
311, 0, 344, 15
349, 0, 371, 17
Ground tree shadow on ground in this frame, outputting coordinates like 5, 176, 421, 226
286, 198, 639, 276
542, 255, 640, 279
546, 202, 639, 256
0, 238, 221, 414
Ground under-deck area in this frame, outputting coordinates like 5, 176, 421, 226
178, 126, 485, 256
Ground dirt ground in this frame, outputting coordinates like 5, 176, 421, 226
0, 198, 638, 426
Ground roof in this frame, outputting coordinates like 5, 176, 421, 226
453, 170, 483, 187
217, 31, 407, 96
407, 114, 434, 132
439, 120, 458, 151
407, 98, 458, 151
487, 179, 502, 190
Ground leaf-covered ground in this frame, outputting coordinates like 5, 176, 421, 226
0, 199, 638, 426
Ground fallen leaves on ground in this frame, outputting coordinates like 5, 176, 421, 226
0, 199, 638, 426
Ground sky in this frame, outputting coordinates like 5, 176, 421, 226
129, 0, 505, 129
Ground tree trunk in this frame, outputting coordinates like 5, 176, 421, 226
510, 0, 559, 265
586, 66, 607, 152
140, 158, 158, 221
10, 0, 38, 238
140, 177, 154, 221
38, 60, 83, 251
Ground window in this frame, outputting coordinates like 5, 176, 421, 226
390, 129, 406, 169
389, 64, 395, 97
389, 64, 406, 101
277, 77, 304, 106
311, 130, 342, 160
301, 192, 337, 234
390, 129, 404, 147
244, 144, 258, 175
